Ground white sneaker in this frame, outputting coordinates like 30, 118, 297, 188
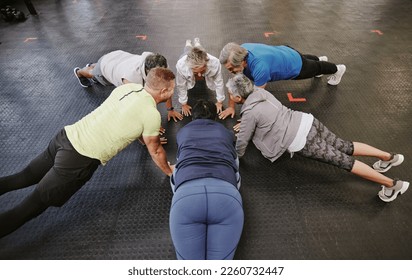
378, 180, 409, 202
327, 64, 346, 85
373, 154, 404, 173
194, 37, 201, 47
185, 39, 192, 47
315, 56, 328, 77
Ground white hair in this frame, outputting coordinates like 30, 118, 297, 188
226, 73, 254, 98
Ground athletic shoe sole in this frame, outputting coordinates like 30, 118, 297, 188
378, 181, 409, 202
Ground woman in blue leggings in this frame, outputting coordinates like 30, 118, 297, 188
169, 100, 244, 260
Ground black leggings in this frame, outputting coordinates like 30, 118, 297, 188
0, 129, 100, 238
294, 54, 338, 79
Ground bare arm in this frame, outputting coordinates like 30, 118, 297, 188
143, 135, 173, 176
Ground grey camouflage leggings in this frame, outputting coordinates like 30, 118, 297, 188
297, 118, 355, 171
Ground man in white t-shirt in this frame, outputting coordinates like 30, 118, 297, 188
73, 50, 182, 122
74, 50, 167, 87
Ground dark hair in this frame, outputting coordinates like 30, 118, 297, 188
192, 99, 217, 121
144, 53, 168, 74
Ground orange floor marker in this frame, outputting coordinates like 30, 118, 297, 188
371, 30, 383, 35
287, 92, 306, 102
24, 37, 37, 42
136, 35, 147, 40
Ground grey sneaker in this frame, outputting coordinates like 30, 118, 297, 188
74, 67, 92, 87
373, 154, 404, 173
315, 56, 328, 77
327, 64, 346, 85
378, 180, 409, 202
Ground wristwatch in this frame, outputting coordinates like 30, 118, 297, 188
167, 107, 174, 111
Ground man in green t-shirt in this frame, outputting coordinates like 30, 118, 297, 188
0, 67, 175, 238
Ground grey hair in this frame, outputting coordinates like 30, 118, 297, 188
219, 42, 248, 66
186, 47, 209, 69
226, 73, 254, 99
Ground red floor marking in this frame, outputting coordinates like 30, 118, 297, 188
371, 30, 383, 35
287, 92, 306, 102
136, 35, 147, 40
24, 37, 38, 42
264, 31, 279, 38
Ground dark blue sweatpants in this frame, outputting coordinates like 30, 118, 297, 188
169, 178, 244, 260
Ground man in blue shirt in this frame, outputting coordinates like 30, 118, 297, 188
219, 42, 346, 89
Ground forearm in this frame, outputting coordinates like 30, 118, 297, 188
176, 72, 189, 105
236, 139, 248, 158
150, 146, 172, 176
228, 97, 235, 109
212, 62, 225, 103
236, 118, 254, 157
213, 70, 225, 102
176, 86, 188, 104
215, 86, 226, 103
165, 98, 173, 109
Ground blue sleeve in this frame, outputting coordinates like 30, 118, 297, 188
251, 61, 270, 86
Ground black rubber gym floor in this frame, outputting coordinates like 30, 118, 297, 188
0, 0, 411, 260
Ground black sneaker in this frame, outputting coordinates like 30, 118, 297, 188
74, 67, 92, 87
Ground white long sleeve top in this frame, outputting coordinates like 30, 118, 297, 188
175, 53, 225, 105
